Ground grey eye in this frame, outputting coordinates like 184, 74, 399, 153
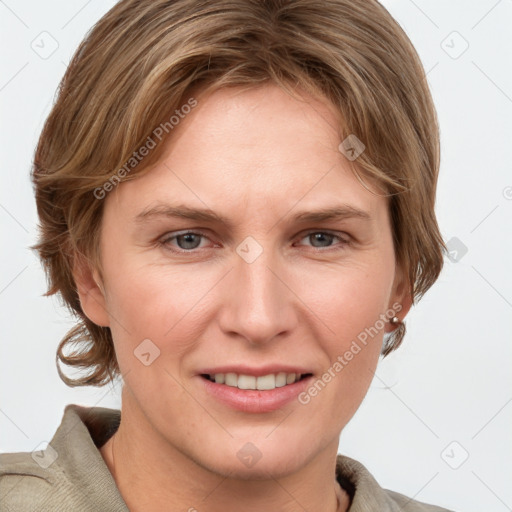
304, 232, 337, 248
175, 233, 203, 250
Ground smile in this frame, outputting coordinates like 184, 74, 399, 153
202, 372, 311, 390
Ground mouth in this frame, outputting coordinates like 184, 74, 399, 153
200, 372, 313, 391
197, 366, 314, 412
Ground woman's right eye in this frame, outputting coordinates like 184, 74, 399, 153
159, 231, 211, 252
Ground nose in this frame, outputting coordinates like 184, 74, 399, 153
217, 243, 298, 346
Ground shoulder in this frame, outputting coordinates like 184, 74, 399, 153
0, 448, 67, 510
336, 454, 455, 512
0, 404, 126, 512
384, 489, 455, 511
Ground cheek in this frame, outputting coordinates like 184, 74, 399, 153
295, 259, 394, 345
101, 259, 220, 360
291, 259, 393, 415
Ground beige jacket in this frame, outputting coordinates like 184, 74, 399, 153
0, 405, 454, 511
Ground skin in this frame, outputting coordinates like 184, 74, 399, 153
75, 83, 412, 512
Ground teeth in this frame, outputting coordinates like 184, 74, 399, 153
209, 372, 303, 390
225, 373, 237, 387
275, 372, 287, 388
257, 374, 275, 390
238, 375, 256, 390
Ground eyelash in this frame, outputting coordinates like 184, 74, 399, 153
158, 230, 351, 254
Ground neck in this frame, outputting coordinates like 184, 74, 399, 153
100, 395, 350, 512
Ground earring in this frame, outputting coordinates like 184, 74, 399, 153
390, 316, 400, 324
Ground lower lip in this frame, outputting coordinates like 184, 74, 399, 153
199, 376, 313, 413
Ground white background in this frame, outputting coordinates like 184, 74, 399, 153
1, 1, 511, 511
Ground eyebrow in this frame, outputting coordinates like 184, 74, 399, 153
134, 203, 372, 227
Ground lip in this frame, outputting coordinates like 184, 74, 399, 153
197, 371, 314, 413
197, 365, 312, 377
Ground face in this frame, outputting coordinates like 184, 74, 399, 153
80, 83, 408, 479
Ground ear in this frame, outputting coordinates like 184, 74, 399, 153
73, 254, 110, 327
385, 263, 413, 333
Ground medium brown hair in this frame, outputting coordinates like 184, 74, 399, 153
32, 0, 446, 386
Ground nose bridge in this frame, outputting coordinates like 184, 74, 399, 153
219, 239, 295, 344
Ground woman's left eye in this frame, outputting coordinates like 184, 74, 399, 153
296, 231, 350, 250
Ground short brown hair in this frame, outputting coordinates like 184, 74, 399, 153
31, 0, 446, 386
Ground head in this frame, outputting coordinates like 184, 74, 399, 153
32, 0, 445, 478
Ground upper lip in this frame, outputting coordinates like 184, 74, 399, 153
197, 365, 313, 377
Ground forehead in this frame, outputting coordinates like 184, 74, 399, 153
106, 84, 387, 225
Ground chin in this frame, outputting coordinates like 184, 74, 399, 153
203, 454, 307, 481
189, 435, 319, 481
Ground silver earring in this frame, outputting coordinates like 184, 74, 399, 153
390, 316, 400, 324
